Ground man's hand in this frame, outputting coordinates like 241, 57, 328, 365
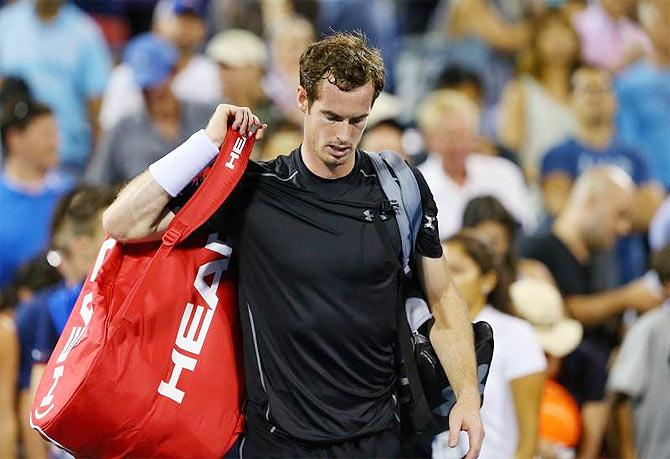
448, 392, 484, 459
205, 104, 268, 145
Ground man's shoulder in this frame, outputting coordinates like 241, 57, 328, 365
519, 231, 561, 257
247, 149, 299, 181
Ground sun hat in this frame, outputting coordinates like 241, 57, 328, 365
510, 278, 583, 358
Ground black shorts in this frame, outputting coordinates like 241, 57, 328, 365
238, 402, 402, 458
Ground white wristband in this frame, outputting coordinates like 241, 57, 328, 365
149, 129, 219, 197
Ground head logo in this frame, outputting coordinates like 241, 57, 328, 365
224, 135, 247, 170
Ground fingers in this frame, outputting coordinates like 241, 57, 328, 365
463, 420, 484, 459
448, 416, 461, 448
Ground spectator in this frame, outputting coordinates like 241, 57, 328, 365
359, 92, 410, 160
607, 242, 670, 459
31, 186, 115, 384
10, 257, 61, 459
0, 288, 19, 458
650, 196, 670, 251
435, 233, 546, 459
541, 65, 665, 283
0, 101, 72, 289
206, 28, 284, 153
99, 0, 220, 131
0, 0, 112, 175
572, 0, 651, 73
436, 0, 530, 106
263, 14, 316, 126
462, 196, 555, 284
519, 165, 662, 458
509, 278, 584, 458
417, 89, 535, 239
259, 122, 302, 161
85, 34, 215, 186
616, 0, 670, 191
438, 65, 521, 168
499, 9, 580, 183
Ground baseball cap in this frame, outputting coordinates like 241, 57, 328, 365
124, 33, 179, 89
171, 0, 207, 17
206, 29, 267, 69
510, 278, 583, 358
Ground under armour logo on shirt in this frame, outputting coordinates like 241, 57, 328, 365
363, 210, 374, 222
424, 215, 436, 230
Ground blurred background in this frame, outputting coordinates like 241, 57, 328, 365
0, 0, 669, 458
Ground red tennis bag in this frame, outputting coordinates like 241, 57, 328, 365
30, 128, 254, 457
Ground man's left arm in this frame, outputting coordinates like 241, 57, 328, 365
417, 254, 484, 459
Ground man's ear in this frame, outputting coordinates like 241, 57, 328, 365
296, 85, 309, 113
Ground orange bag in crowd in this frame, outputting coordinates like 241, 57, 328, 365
30, 128, 254, 457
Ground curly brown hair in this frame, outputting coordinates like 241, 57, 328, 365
299, 31, 385, 107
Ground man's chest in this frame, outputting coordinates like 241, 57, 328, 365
235, 185, 402, 284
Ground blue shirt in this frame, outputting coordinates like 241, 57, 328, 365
0, 173, 72, 288
13, 285, 60, 389
33, 281, 83, 364
0, 1, 112, 170
541, 137, 655, 185
616, 61, 670, 190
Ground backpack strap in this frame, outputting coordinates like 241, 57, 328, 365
365, 151, 422, 276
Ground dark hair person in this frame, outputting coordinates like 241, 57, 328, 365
438, 232, 546, 459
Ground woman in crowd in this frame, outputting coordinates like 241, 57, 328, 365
498, 9, 580, 184
435, 233, 547, 458
462, 195, 555, 284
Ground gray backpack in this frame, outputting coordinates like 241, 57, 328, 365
365, 151, 493, 449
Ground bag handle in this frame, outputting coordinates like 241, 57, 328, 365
162, 128, 256, 246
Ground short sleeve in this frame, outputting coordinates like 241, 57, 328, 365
409, 165, 443, 258
504, 320, 547, 380
541, 144, 575, 179
607, 312, 654, 398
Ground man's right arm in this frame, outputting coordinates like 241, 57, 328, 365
102, 104, 266, 243
566, 279, 662, 326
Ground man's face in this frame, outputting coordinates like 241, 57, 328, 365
164, 14, 206, 54
219, 64, 263, 100
11, 114, 59, 172
581, 186, 633, 251
298, 80, 373, 170
360, 124, 405, 158
426, 110, 475, 165
571, 69, 617, 127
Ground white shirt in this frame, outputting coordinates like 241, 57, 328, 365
433, 306, 546, 459
418, 153, 536, 239
99, 55, 221, 131
477, 306, 546, 459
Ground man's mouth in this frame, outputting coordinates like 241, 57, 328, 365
327, 145, 350, 157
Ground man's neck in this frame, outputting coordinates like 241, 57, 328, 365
441, 156, 467, 186
35, 2, 60, 23
300, 144, 355, 179
4, 157, 47, 188
552, 213, 590, 264
540, 67, 571, 101
576, 123, 613, 150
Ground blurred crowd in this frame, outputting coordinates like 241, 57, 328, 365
0, 0, 669, 458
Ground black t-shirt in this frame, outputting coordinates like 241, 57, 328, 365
178, 149, 442, 442
518, 231, 614, 402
